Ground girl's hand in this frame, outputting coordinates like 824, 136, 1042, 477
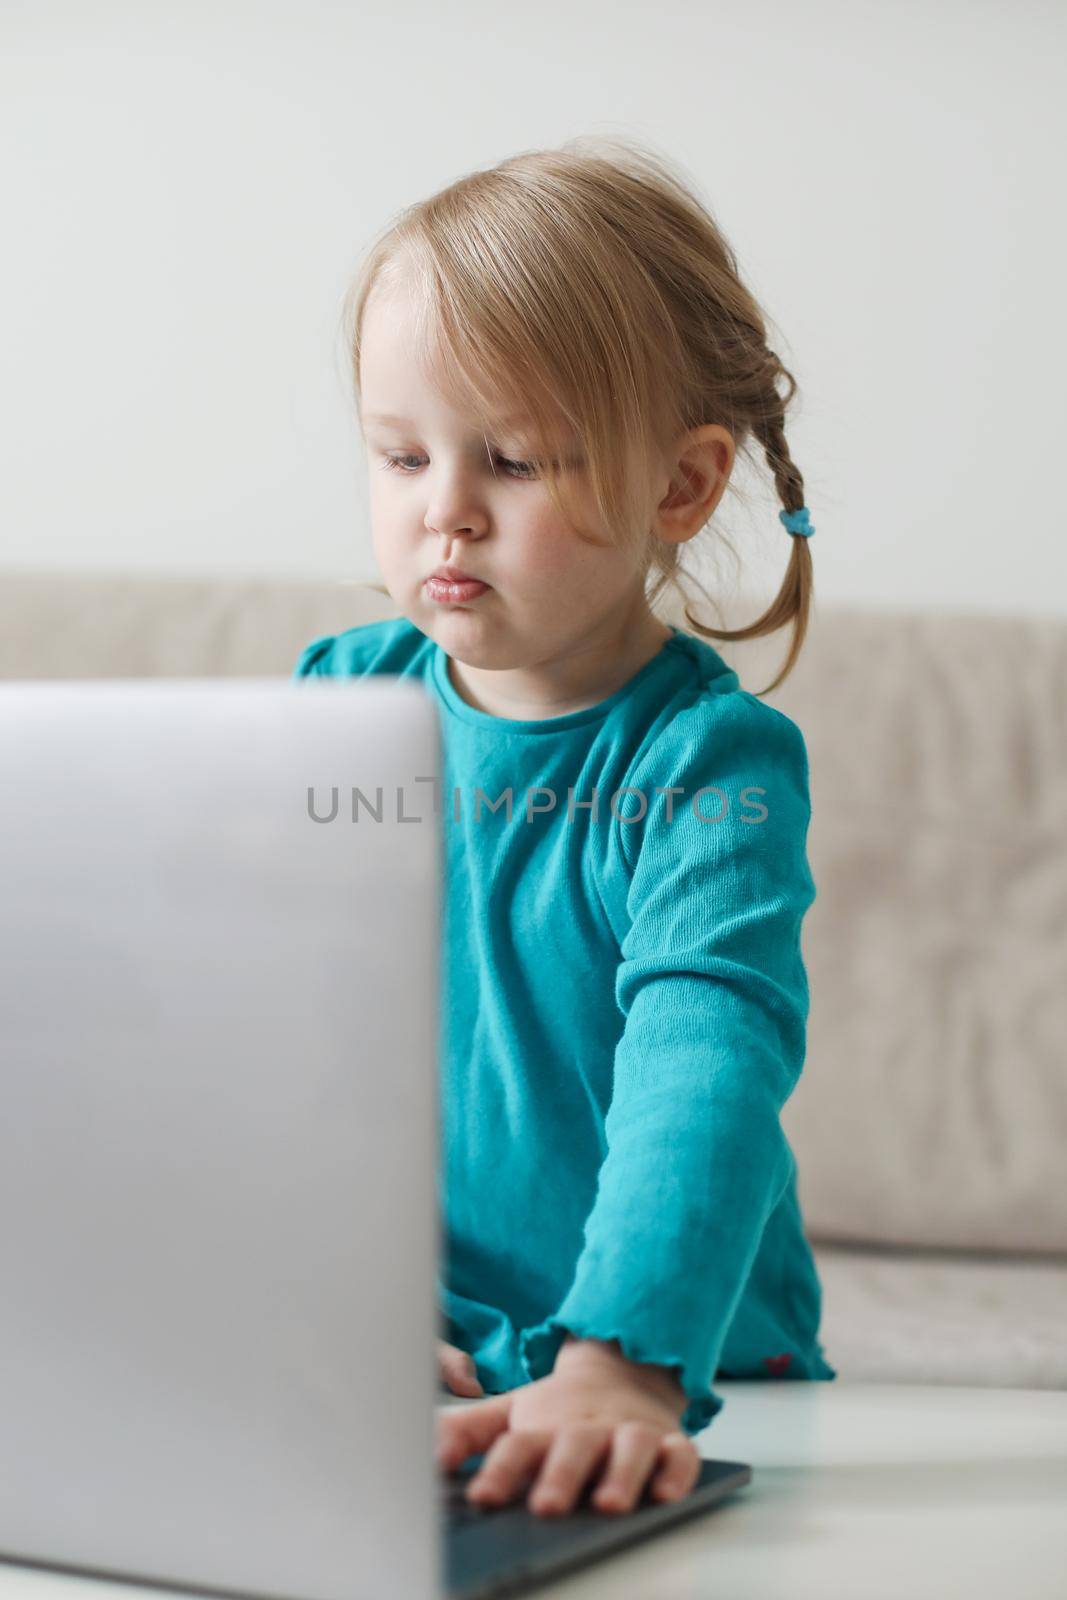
437, 1339, 484, 1397
435, 1339, 701, 1517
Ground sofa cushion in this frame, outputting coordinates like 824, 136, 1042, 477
719, 608, 1067, 1258
812, 1241, 1067, 1389
0, 571, 396, 680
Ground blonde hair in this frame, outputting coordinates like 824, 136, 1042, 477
340, 136, 815, 695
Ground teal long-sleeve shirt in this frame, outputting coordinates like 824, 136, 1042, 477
293, 617, 836, 1434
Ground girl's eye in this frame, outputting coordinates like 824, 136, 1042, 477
380, 453, 538, 480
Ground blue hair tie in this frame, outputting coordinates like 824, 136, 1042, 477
779, 505, 814, 538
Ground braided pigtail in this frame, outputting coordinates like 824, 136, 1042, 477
675, 353, 815, 698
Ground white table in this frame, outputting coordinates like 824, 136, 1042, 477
531, 1379, 1067, 1599
1, 1382, 1064, 1600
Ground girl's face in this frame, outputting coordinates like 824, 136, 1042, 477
358, 280, 669, 717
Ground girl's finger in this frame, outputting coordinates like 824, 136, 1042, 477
527, 1424, 613, 1516
435, 1392, 512, 1470
649, 1431, 702, 1502
468, 1427, 554, 1505
589, 1421, 664, 1514
438, 1343, 483, 1397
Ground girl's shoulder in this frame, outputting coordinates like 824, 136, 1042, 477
291, 615, 433, 680
612, 632, 812, 872
647, 629, 810, 788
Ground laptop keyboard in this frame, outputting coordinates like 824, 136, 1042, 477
438, 1457, 511, 1527
437, 1457, 606, 1526
441, 1482, 507, 1528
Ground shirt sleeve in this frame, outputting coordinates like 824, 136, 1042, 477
518, 690, 817, 1435
291, 634, 337, 679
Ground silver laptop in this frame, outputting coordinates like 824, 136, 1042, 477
0, 678, 750, 1600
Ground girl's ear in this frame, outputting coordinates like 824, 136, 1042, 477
654, 425, 735, 546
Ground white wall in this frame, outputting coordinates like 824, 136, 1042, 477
2, 0, 1064, 614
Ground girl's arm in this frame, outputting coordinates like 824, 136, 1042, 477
518, 692, 817, 1436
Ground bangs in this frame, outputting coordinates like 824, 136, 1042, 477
401, 246, 582, 469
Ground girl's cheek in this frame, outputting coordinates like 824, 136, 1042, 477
519, 515, 600, 577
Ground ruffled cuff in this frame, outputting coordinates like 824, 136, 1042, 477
518, 1314, 725, 1438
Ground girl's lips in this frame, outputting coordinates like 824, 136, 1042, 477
425, 576, 491, 603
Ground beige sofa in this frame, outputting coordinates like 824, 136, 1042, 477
3, 569, 1065, 1391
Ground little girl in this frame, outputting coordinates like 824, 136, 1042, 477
294, 136, 835, 1520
